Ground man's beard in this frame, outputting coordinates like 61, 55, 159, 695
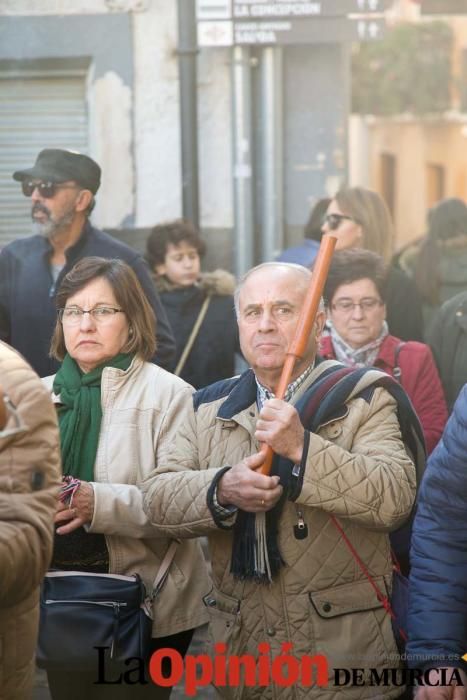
31, 202, 76, 239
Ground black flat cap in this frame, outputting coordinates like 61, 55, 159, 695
13, 149, 101, 194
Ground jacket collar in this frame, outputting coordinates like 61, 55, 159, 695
216, 359, 341, 421
217, 369, 257, 419
38, 220, 89, 265
47, 355, 144, 404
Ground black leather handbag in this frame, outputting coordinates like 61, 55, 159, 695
37, 542, 178, 671
37, 571, 152, 670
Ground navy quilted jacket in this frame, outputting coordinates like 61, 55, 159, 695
407, 383, 467, 670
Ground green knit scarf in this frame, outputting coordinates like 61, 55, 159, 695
53, 352, 134, 481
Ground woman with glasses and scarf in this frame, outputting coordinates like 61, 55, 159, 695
321, 186, 424, 342
41, 256, 209, 700
319, 249, 447, 457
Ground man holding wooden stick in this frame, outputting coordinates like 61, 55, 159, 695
143, 261, 421, 700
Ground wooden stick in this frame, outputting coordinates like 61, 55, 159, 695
260, 234, 337, 475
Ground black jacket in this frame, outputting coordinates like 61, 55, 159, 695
427, 291, 467, 411
385, 266, 424, 342
0, 222, 175, 377
155, 270, 239, 390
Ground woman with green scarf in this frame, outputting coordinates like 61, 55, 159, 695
42, 256, 209, 699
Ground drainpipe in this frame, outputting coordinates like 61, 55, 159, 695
177, 0, 199, 228
232, 45, 255, 277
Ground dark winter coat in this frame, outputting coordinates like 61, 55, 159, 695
395, 233, 467, 329
385, 266, 424, 342
154, 270, 239, 389
427, 291, 467, 412
320, 333, 447, 454
0, 222, 175, 377
407, 384, 467, 672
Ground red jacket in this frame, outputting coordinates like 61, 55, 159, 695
319, 334, 448, 454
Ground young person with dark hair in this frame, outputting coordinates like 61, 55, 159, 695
146, 220, 238, 389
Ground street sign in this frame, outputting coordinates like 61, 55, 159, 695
196, 0, 232, 21
196, 0, 388, 46
232, 0, 390, 18
198, 20, 234, 46
197, 0, 391, 20
198, 16, 386, 46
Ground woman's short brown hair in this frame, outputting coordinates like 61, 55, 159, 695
50, 257, 156, 362
323, 248, 388, 307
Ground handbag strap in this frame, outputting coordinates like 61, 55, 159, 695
150, 540, 179, 600
174, 294, 212, 377
330, 515, 407, 644
393, 342, 406, 382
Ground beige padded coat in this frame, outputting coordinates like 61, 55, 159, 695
44, 356, 210, 639
0, 341, 61, 700
143, 361, 417, 700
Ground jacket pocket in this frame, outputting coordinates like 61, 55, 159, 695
309, 577, 398, 678
203, 588, 242, 651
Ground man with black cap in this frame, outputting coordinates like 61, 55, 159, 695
0, 148, 175, 376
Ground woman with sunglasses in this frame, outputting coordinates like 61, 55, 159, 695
321, 186, 424, 342
41, 256, 209, 699
320, 248, 447, 457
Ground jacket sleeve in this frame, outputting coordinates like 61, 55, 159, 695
403, 345, 448, 455
89, 386, 216, 538
407, 385, 467, 670
0, 344, 61, 607
129, 256, 176, 371
294, 387, 417, 530
142, 397, 230, 538
0, 251, 12, 344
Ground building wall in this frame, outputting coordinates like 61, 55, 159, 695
349, 9, 467, 251
0, 0, 351, 271
367, 117, 467, 247
0, 0, 181, 233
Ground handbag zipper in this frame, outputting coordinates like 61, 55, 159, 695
44, 599, 128, 607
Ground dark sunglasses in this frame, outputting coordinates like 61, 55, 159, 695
21, 180, 77, 198
322, 213, 355, 231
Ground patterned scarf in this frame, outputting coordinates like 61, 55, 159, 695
330, 321, 389, 368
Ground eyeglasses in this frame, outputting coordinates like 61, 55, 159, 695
59, 306, 124, 326
21, 180, 78, 198
331, 298, 383, 313
322, 213, 356, 231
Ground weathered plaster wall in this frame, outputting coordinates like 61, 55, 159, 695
132, 0, 182, 226
197, 48, 234, 229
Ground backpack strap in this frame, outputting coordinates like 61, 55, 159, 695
393, 342, 406, 382
174, 294, 212, 377
150, 540, 179, 600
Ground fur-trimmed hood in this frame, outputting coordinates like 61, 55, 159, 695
153, 269, 236, 296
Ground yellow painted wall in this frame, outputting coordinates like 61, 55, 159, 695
367, 119, 467, 249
